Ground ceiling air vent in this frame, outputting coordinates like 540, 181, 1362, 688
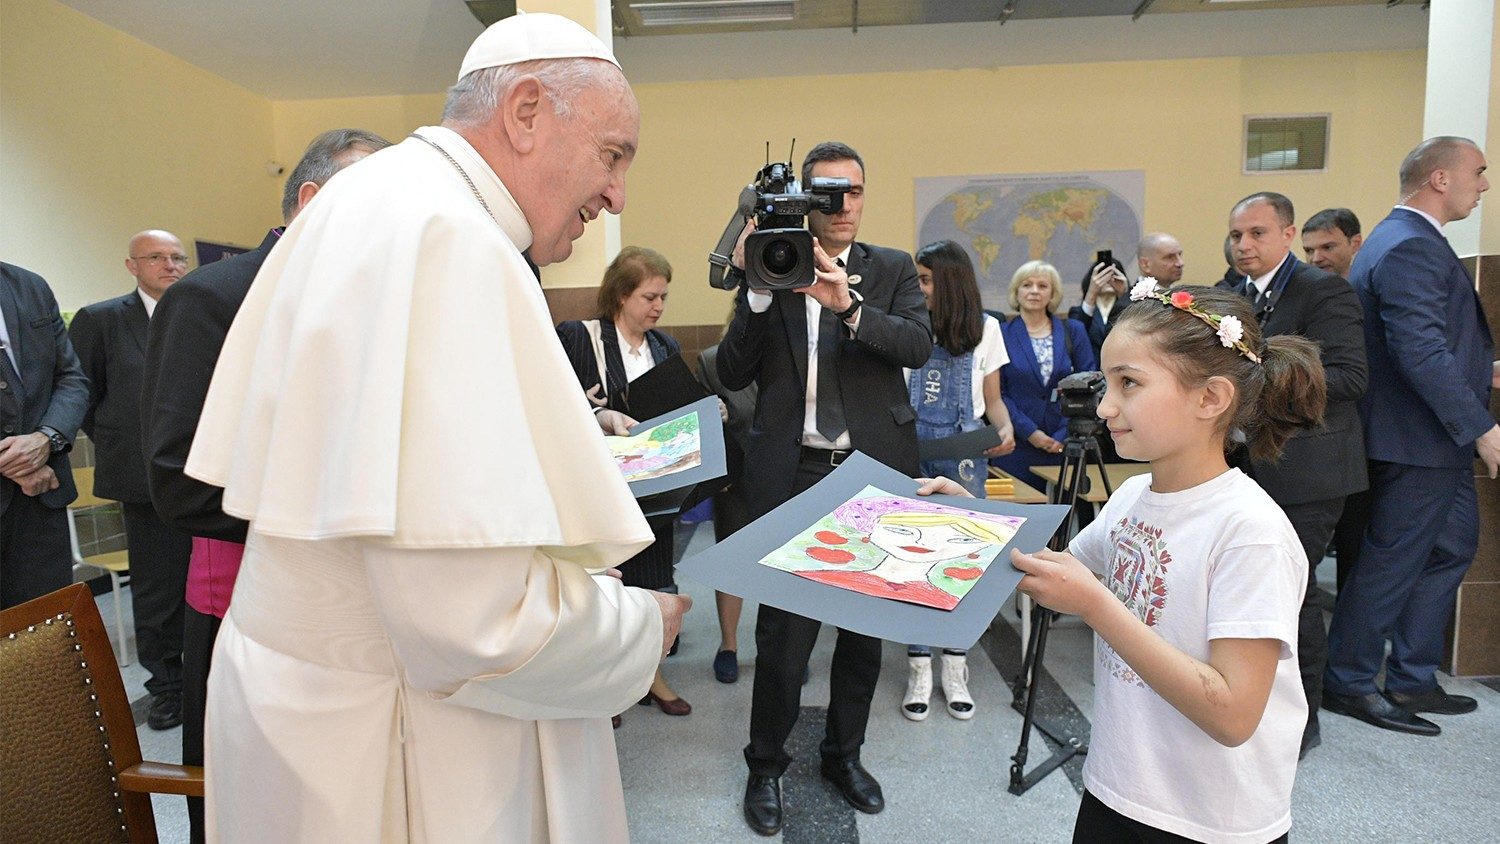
1243, 115, 1330, 174
633, 1, 797, 27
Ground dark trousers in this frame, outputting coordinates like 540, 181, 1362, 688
744, 456, 882, 777
1279, 496, 1345, 727
121, 502, 192, 696
1326, 461, 1477, 696
1332, 485, 1372, 591
182, 605, 222, 844
1073, 790, 1288, 844
0, 491, 71, 608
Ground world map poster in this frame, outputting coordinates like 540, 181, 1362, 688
915, 171, 1145, 314
757, 485, 1026, 611
607, 411, 702, 483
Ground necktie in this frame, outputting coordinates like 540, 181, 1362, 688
0, 339, 24, 429
815, 259, 848, 441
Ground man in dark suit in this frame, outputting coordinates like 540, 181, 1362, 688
0, 262, 88, 608
1302, 208, 1369, 591
717, 141, 932, 835
141, 128, 389, 842
1217, 191, 1368, 758
1324, 136, 1497, 736
69, 229, 194, 730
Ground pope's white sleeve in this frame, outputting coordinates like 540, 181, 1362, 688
361, 543, 663, 720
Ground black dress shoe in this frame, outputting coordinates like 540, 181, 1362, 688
1298, 724, 1321, 761
819, 758, 884, 814
1386, 685, 1478, 715
743, 774, 783, 836
1321, 690, 1439, 736
147, 691, 183, 731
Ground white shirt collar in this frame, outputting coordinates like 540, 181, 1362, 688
1395, 204, 1444, 234
1248, 251, 1291, 294
137, 287, 158, 318
413, 126, 534, 253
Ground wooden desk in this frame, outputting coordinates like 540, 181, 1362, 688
985, 467, 1049, 504
1028, 463, 1151, 503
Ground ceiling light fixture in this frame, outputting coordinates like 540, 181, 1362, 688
633, 0, 796, 27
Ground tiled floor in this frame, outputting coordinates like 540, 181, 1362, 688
102, 529, 1500, 842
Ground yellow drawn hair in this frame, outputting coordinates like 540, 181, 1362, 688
876, 512, 1006, 543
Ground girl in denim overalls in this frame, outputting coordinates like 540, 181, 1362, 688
901, 240, 1016, 721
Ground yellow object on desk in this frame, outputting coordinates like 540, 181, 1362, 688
984, 467, 1049, 504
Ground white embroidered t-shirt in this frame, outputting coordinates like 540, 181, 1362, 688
1067, 469, 1306, 844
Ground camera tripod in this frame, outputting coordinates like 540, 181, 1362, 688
1007, 418, 1113, 796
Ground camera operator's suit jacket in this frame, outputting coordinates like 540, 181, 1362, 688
717, 241, 932, 518
1216, 255, 1368, 504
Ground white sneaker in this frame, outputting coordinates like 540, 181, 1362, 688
902, 657, 932, 721
941, 653, 974, 720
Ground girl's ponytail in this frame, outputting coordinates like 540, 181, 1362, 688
1244, 335, 1326, 463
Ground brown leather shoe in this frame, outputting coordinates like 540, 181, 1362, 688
640, 691, 692, 716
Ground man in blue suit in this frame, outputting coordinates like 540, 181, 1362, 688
1324, 136, 1499, 736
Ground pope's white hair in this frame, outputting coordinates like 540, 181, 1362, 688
442, 58, 621, 127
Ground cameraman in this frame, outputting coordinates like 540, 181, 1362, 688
717, 141, 931, 836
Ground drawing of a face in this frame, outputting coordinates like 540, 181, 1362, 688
871, 520, 990, 563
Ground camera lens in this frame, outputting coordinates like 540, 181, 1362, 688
762, 238, 798, 277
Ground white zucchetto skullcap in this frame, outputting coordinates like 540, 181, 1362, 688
458, 12, 619, 82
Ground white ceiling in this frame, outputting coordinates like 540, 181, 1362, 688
53, 1, 1429, 100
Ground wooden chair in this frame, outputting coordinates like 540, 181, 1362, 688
66, 465, 132, 664
0, 583, 204, 843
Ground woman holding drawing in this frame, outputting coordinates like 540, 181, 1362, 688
557, 246, 690, 719
901, 240, 1017, 721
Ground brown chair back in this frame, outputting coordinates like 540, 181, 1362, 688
0, 584, 156, 843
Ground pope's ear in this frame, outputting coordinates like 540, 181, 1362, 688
500, 75, 545, 155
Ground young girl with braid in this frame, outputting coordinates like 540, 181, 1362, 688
1010, 284, 1325, 843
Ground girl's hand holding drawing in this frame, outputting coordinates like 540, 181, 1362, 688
1011, 548, 1109, 620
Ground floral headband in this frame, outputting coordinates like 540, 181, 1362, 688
1129, 279, 1262, 364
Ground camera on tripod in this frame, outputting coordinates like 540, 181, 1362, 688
708, 153, 851, 291
1056, 370, 1106, 436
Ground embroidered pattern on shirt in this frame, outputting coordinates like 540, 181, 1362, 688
1098, 516, 1172, 687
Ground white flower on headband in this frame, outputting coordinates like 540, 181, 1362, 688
1130, 278, 1160, 302
1216, 314, 1244, 349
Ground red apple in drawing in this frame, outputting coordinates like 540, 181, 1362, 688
943, 566, 982, 581
806, 546, 856, 564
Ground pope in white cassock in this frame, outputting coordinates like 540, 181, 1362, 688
184, 14, 691, 842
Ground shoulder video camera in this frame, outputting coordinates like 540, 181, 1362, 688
709, 156, 850, 291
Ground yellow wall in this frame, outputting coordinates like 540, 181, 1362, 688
625, 50, 1427, 326
0, 0, 279, 311
4, 0, 1426, 318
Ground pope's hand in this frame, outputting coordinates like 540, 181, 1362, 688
596, 409, 636, 436
915, 476, 974, 498
650, 591, 693, 661
586, 384, 609, 408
